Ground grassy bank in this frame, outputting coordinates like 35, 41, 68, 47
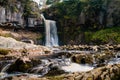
85, 27, 120, 44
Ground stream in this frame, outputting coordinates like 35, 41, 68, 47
0, 50, 120, 79
0, 58, 93, 79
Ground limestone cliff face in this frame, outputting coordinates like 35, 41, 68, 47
106, 0, 120, 27
44, 0, 120, 44
0, 2, 24, 25
79, 0, 120, 27
0, 0, 41, 27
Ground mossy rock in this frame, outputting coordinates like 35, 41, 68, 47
7, 57, 33, 73
45, 69, 65, 76
47, 76, 64, 80
0, 33, 13, 38
31, 58, 42, 67
95, 51, 115, 64
45, 64, 65, 76
71, 54, 93, 64
0, 48, 10, 55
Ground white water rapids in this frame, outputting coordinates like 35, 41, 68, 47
61, 63, 94, 72
1, 52, 120, 79
0, 58, 94, 79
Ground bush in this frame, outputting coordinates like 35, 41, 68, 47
84, 31, 93, 43
84, 27, 120, 44
92, 27, 120, 44
0, 48, 10, 55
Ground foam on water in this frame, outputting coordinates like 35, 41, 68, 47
108, 58, 120, 65
61, 63, 94, 72
0, 72, 42, 79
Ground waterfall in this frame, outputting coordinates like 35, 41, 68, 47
41, 14, 59, 47
45, 20, 59, 47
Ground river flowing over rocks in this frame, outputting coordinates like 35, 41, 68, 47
0, 0, 120, 80
0, 37, 120, 80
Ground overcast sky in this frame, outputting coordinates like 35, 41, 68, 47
33, 0, 40, 4
33, 0, 47, 5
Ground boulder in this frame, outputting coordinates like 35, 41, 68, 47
6, 57, 32, 73
28, 62, 65, 76
71, 54, 93, 64
114, 44, 120, 51
62, 64, 120, 80
70, 51, 116, 67
46, 63, 65, 76
4, 64, 120, 80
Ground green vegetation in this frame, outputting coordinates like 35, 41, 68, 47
0, 0, 9, 6
0, 0, 19, 12
47, 75, 64, 80
43, 0, 120, 44
0, 0, 120, 45
91, 27, 120, 44
83, 27, 120, 44
46, 0, 60, 5
22, 0, 36, 16
0, 33, 13, 38
44, 0, 105, 29
0, 0, 40, 18
0, 48, 10, 55
44, 0, 83, 44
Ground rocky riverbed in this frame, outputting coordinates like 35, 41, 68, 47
0, 36, 120, 80
1, 60, 120, 80
1, 50, 120, 80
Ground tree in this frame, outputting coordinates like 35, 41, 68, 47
84, 0, 106, 30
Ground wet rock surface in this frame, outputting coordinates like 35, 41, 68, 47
59, 44, 120, 51
0, 36, 52, 59
6, 57, 33, 73
0, 36, 51, 52
64, 64, 120, 80
2, 64, 120, 80
54, 50, 118, 67
0, 44, 120, 80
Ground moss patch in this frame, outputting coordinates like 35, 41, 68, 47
0, 33, 13, 37
47, 75, 64, 80
0, 48, 10, 55
92, 27, 120, 44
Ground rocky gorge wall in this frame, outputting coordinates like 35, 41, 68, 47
44, 0, 120, 45
0, 0, 41, 28
0, 2, 24, 25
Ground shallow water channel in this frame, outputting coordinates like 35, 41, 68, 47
0, 50, 120, 79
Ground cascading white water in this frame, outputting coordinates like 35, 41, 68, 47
28, 58, 94, 75
41, 14, 59, 47
45, 20, 59, 47
108, 52, 120, 65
